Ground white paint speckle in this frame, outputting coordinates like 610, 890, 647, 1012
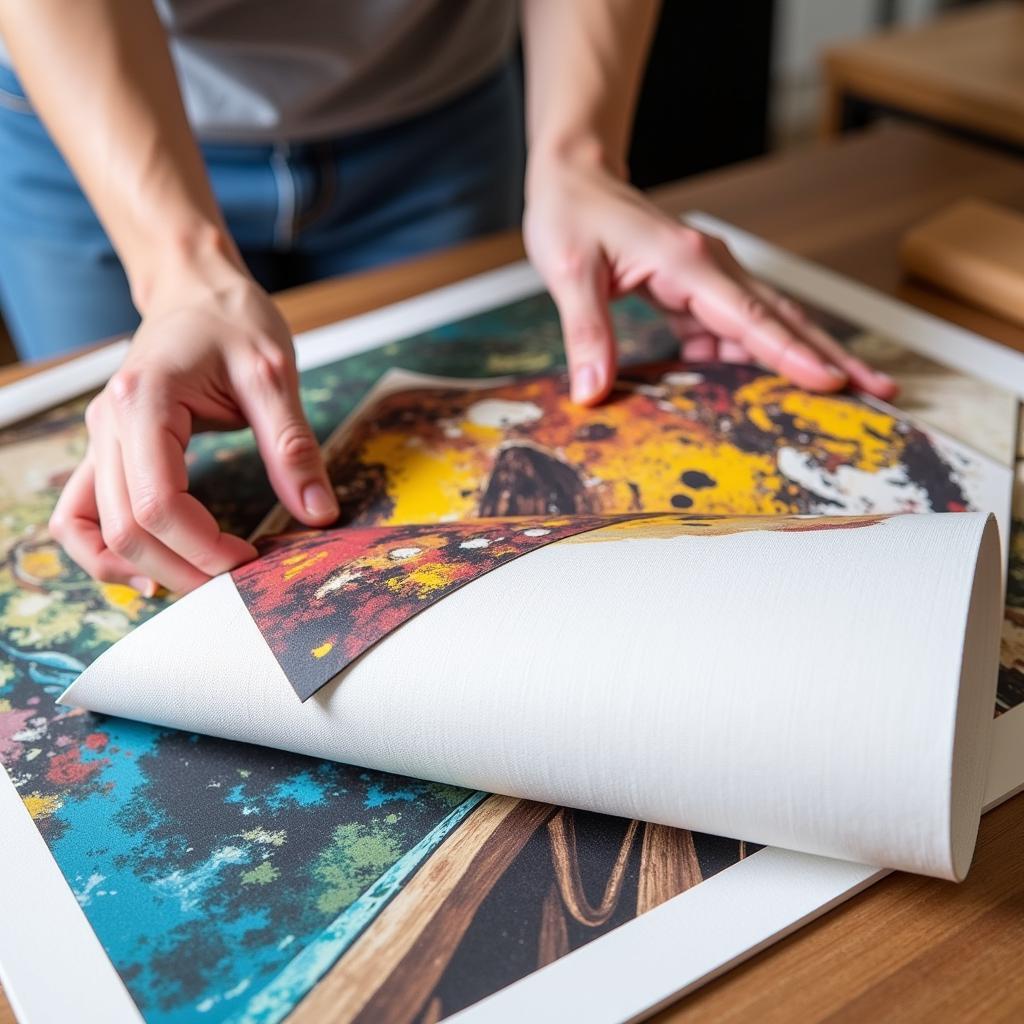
466, 398, 542, 429
12, 718, 48, 743
389, 547, 422, 560
225, 978, 250, 999
521, 528, 551, 537
74, 872, 105, 906
460, 538, 490, 549
663, 371, 704, 388
314, 570, 363, 600
155, 845, 247, 913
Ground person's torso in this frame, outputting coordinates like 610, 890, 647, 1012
2, 0, 518, 142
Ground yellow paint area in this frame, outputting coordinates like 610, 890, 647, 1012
23, 792, 62, 819
575, 433, 784, 516
385, 560, 459, 598
282, 549, 329, 580
736, 377, 902, 472
311, 641, 334, 658
360, 433, 487, 524
100, 583, 144, 620
18, 548, 64, 581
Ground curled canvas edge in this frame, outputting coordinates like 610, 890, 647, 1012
946, 511, 1003, 878
451, 702, 1024, 1024
61, 512, 1002, 880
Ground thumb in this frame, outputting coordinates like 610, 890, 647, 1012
546, 256, 617, 406
238, 352, 339, 527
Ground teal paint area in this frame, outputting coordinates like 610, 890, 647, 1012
13, 689, 477, 1023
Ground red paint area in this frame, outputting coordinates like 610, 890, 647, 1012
84, 731, 109, 751
47, 746, 107, 785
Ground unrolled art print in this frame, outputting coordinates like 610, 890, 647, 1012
1, 283, 1021, 1024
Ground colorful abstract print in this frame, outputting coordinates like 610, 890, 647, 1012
323, 362, 976, 529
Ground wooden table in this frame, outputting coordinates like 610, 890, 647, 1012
2, 122, 1024, 1022
821, 0, 1024, 150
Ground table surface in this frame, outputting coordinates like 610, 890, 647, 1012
821, 0, 1024, 146
2, 122, 1024, 1023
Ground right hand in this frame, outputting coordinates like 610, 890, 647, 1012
50, 263, 339, 596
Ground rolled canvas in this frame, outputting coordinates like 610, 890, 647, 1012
61, 510, 1002, 882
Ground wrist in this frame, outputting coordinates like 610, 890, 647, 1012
526, 133, 626, 198
129, 219, 247, 316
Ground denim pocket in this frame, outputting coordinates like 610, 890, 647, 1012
0, 65, 33, 115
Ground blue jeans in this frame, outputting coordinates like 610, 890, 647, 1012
0, 62, 524, 361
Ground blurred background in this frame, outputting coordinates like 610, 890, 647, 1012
0, 0, 1009, 368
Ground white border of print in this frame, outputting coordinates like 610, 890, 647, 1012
3, 215, 1024, 1023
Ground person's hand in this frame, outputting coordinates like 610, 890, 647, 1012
523, 153, 898, 406
50, 264, 338, 595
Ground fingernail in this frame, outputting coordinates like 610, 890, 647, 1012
572, 364, 601, 404
825, 364, 847, 383
130, 576, 157, 598
302, 482, 338, 520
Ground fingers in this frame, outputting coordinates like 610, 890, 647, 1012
696, 234, 897, 399
55, 381, 254, 596
547, 255, 618, 405
681, 335, 718, 362
746, 281, 898, 400
649, 230, 906, 395
91, 399, 212, 595
234, 349, 339, 526
108, 373, 257, 577
685, 267, 848, 392
648, 235, 841, 390
718, 339, 753, 363
49, 454, 149, 591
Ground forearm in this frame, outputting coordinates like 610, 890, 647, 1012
0, 0, 240, 312
519, 0, 659, 184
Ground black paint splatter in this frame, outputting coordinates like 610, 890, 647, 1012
680, 470, 716, 489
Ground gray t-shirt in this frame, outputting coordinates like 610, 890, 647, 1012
3, 0, 518, 142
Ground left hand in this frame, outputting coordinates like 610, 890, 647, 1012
523, 154, 898, 406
